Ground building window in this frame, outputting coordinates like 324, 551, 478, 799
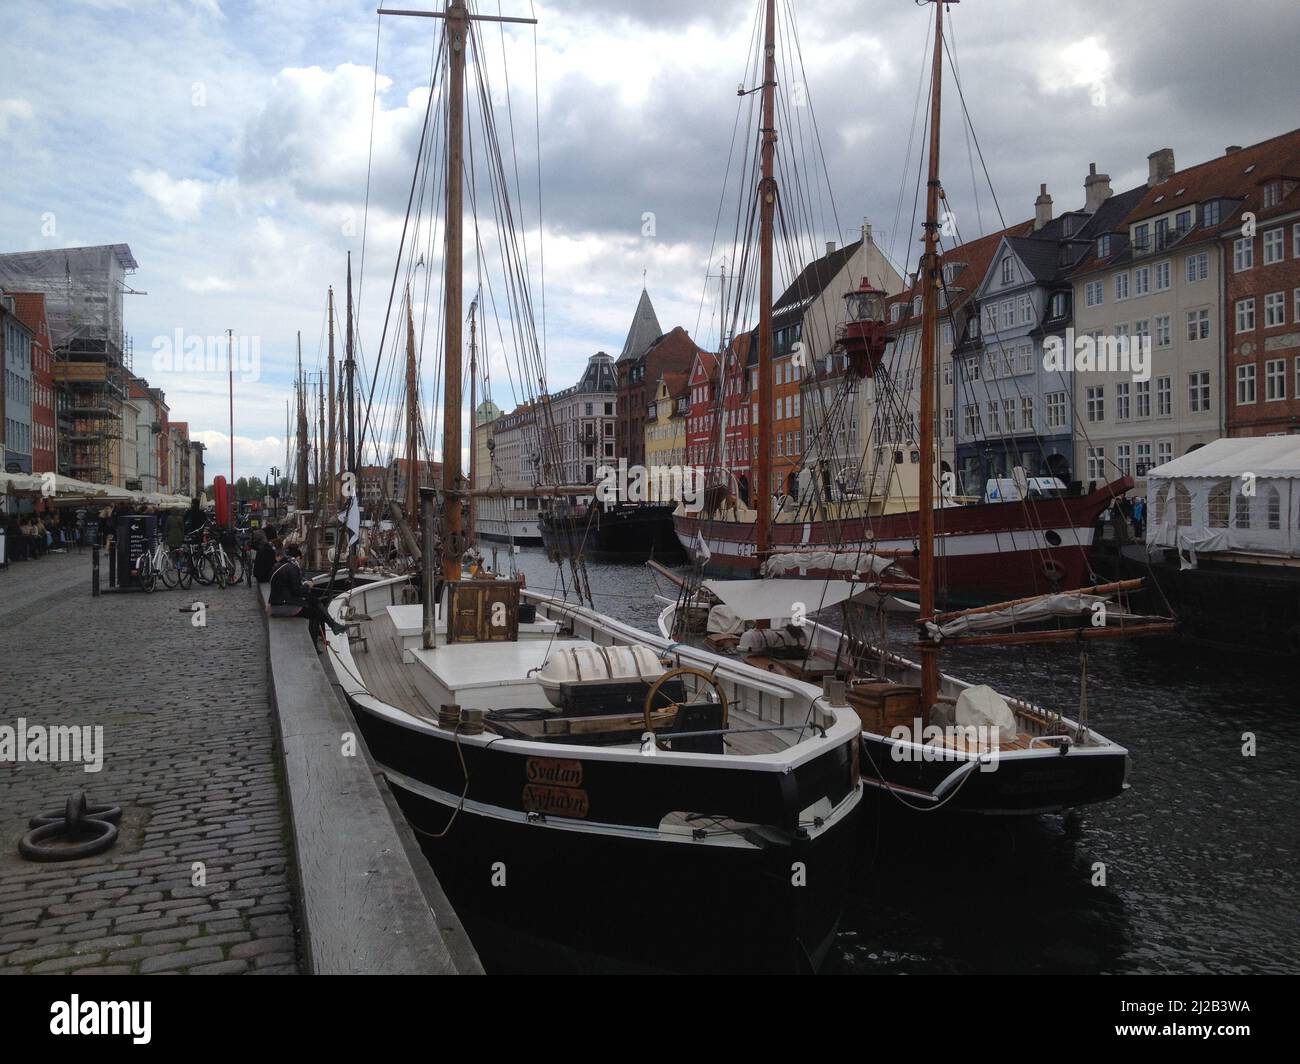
1086, 446, 1106, 482
1175, 209, 1192, 233
987, 401, 1001, 434
1115, 272, 1129, 300
1155, 315, 1171, 347
1136, 379, 1151, 418
1018, 294, 1033, 324
943, 407, 954, 438
1186, 308, 1210, 340
1266, 358, 1286, 401
1086, 385, 1105, 423
1046, 391, 1067, 429
1136, 440, 1152, 476
1050, 292, 1067, 317
1002, 398, 1016, 432
1156, 375, 1172, 417
1236, 298, 1256, 332
1236, 363, 1257, 404
1157, 439, 1173, 467
1085, 281, 1103, 307
1234, 237, 1254, 271
1264, 227, 1285, 264
1097, 235, 1112, 258
1021, 396, 1034, 430
1116, 381, 1131, 421
1131, 266, 1148, 296
1116, 442, 1132, 476
1265, 291, 1286, 327
1134, 223, 1149, 251
1263, 182, 1281, 208
1155, 261, 1171, 290
1188, 371, 1211, 413
1001, 258, 1013, 285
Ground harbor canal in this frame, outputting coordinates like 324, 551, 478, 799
506, 546, 1298, 974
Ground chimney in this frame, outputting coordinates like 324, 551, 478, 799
1034, 183, 1053, 231
1225, 145, 1242, 155
1083, 162, 1112, 213
826, 240, 836, 257
1147, 147, 1175, 187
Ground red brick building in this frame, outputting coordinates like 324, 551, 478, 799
1221, 131, 1300, 436
6, 292, 55, 473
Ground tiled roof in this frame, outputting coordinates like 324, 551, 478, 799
773, 240, 863, 328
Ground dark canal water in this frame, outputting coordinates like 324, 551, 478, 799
500, 545, 1298, 974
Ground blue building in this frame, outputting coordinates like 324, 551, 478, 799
951, 171, 1147, 492
2, 295, 34, 474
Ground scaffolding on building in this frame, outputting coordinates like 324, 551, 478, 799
0, 245, 139, 485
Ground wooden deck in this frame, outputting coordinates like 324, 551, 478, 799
351, 615, 794, 756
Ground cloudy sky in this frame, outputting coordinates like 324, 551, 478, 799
2, 0, 1296, 480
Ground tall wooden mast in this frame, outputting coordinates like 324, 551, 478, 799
295, 332, 309, 512
468, 295, 478, 547
345, 252, 356, 484
404, 284, 420, 524
754, 0, 777, 562
441, 0, 468, 583
327, 287, 336, 517
377, 1, 539, 634
918, 0, 949, 712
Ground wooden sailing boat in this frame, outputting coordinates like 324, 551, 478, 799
659, 0, 1174, 816
321, 0, 863, 972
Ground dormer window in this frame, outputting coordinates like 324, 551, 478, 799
1202, 200, 1222, 226
1133, 223, 1150, 251
1263, 181, 1282, 208
912, 296, 921, 316
1051, 292, 1068, 318
1097, 235, 1112, 258
889, 303, 902, 323
1001, 259, 1013, 285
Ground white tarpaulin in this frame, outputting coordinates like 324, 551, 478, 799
703, 577, 870, 622
1147, 436, 1300, 479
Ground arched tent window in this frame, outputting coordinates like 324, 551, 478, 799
1233, 489, 1251, 529
1175, 482, 1192, 526
1267, 485, 1281, 530
1154, 482, 1170, 524
1208, 480, 1231, 527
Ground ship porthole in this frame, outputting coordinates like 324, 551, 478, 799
1045, 530, 1062, 546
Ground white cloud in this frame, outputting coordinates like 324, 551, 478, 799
0, 98, 35, 136
129, 168, 211, 222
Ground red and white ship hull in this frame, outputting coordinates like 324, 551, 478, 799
673, 478, 1130, 605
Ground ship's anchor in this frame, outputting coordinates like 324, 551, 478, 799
18, 789, 122, 862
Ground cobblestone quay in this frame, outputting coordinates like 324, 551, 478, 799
0, 551, 301, 974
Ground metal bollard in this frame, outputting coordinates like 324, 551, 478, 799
92, 546, 100, 597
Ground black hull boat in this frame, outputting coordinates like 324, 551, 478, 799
327, 575, 862, 973
541, 502, 685, 564
656, 596, 1131, 818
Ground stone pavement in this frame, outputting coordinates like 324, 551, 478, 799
0, 551, 301, 974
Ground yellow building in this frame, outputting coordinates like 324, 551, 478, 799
643, 371, 689, 471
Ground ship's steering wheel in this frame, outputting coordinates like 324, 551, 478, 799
643, 666, 730, 743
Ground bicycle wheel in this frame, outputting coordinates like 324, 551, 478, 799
176, 551, 193, 590
137, 553, 157, 593
226, 550, 243, 586
213, 553, 228, 589
159, 550, 179, 589
193, 554, 216, 586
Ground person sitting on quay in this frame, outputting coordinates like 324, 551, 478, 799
268, 544, 346, 649
253, 526, 280, 584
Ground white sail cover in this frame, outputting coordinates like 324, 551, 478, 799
703, 577, 872, 622
1146, 436, 1300, 559
761, 551, 895, 577
922, 592, 1119, 640
954, 685, 1018, 744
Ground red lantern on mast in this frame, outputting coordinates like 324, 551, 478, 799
838, 276, 891, 379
